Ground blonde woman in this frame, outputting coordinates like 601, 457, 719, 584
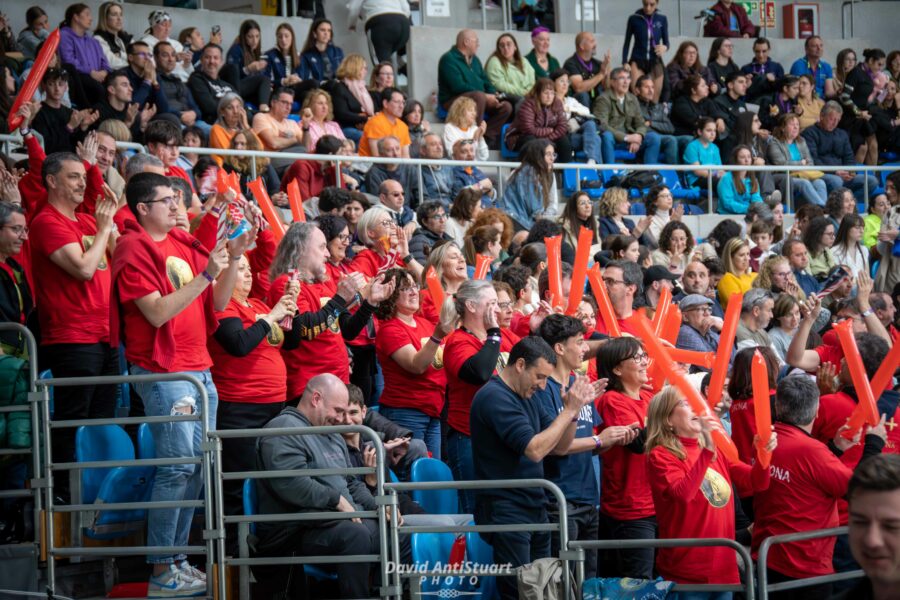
223, 128, 279, 195
796, 74, 823, 131
442, 96, 489, 161
717, 238, 756, 308
418, 240, 469, 324
331, 53, 374, 144
598, 186, 651, 242
93, 1, 131, 69
299, 89, 345, 150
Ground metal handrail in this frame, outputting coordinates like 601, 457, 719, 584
36, 372, 214, 600
385, 478, 572, 598
208, 424, 396, 600
569, 537, 756, 599
757, 526, 864, 600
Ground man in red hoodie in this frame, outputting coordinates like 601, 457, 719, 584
703, 0, 757, 38
111, 172, 239, 597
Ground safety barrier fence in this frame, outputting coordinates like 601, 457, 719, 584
384, 478, 572, 596
757, 526, 864, 600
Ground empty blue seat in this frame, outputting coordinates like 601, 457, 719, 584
411, 533, 464, 595
410, 458, 458, 515
562, 168, 604, 198
75, 424, 135, 504
629, 202, 646, 215
466, 531, 499, 599
137, 423, 155, 460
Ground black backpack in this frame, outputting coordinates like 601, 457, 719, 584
606, 170, 663, 191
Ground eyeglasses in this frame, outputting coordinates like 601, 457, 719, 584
131, 51, 152, 59
626, 352, 650, 365
602, 277, 625, 287
497, 301, 512, 310
337, 234, 352, 243
399, 284, 420, 293
142, 196, 179, 208
1, 225, 28, 236
378, 219, 395, 228
459, 139, 475, 146
428, 213, 448, 221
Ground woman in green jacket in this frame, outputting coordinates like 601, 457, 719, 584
485, 33, 535, 105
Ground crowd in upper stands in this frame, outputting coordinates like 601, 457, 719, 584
2, 0, 900, 599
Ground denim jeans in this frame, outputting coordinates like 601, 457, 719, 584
776, 174, 828, 206
377, 406, 441, 458
446, 429, 476, 513
605, 514, 657, 579
600, 131, 617, 165
549, 502, 599, 579
477, 499, 550, 600
658, 134, 679, 165
130, 366, 218, 564
342, 126, 363, 146
600, 131, 662, 164
821, 173, 879, 202
571, 119, 604, 163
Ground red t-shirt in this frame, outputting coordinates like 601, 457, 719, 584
375, 315, 447, 417
417, 290, 439, 325
270, 274, 349, 399
751, 423, 854, 578
815, 330, 843, 372
349, 248, 387, 278
117, 235, 212, 372
650, 437, 768, 584
326, 261, 373, 347
595, 313, 642, 337
444, 328, 517, 435
596, 388, 655, 520
113, 205, 138, 231
30, 204, 111, 345
208, 298, 287, 403
730, 392, 774, 466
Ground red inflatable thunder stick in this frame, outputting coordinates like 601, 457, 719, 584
587, 265, 620, 337
629, 312, 740, 462
834, 319, 881, 439
248, 177, 286, 242
8, 29, 60, 131
287, 180, 306, 223
473, 254, 492, 280
544, 235, 564, 311
752, 350, 773, 469
424, 266, 445, 309
705, 292, 743, 410
565, 226, 594, 315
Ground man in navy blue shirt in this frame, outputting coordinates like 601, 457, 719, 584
535, 315, 635, 580
741, 37, 784, 103
470, 336, 597, 600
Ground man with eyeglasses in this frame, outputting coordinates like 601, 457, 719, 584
111, 172, 237, 596
365, 136, 420, 208
376, 179, 417, 239
29, 152, 120, 501
409, 201, 453, 263
359, 87, 411, 158
596, 260, 645, 337
676, 294, 726, 372
0, 202, 33, 359
124, 41, 170, 118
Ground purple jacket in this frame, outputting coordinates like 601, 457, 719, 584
59, 26, 110, 74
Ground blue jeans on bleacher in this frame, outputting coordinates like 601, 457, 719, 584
446, 429, 476, 514
600, 130, 662, 164
377, 405, 441, 459
130, 366, 218, 564
571, 119, 605, 163
658, 134, 679, 165
821, 172, 880, 202
342, 126, 363, 146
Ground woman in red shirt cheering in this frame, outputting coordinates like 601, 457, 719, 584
595, 336, 655, 579
374, 267, 455, 457
645, 386, 775, 588
209, 255, 299, 519
418, 241, 468, 324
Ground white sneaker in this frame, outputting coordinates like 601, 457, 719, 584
148, 564, 206, 598
179, 561, 207, 582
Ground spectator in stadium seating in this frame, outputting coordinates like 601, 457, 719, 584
507, 78, 572, 161
741, 37, 784, 102
342, 192, 371, 253
328, 54, 373, 145
762, 290, 800, 360
121, 41, 171, 117
188, 44, 238, 125
372, 180, 417, 241
563, 32, 612, 109
373, 267, 454, 455
718, 145, 763, 214
256, 374, 382, 600
473, 208, 514, 258
59, 4, 110, 108
409, 202, 452, 263
714, 72, 748, 137
549, 68, 607, 164
402, 100, 430, 158
703, 0, 756, 37
869, 291, 898, 337
443, 187, 480, 248
622, 0, 669, 104
178, 27, 222, 67
499, 139, 559, 230
93, 2, 131, 70
643, 265, 679, 317
671, 75, 726, 137
280, 135, 347, 200
31, 68, 95, 155
209, 93, 250, 163
832, 214, 869, 280
438, 29, 514, 149
225, 20, 273, 113
358, 87, 410, 158
601, 260, 647, 336
797, 74, 824, 131
790, 36, 835, 99
758, 75, 800, 132
418, 240, 469, 324
718, 237, 756, 307
803, 102, 880, 202
365, 137, 420, 207
17, 7, 49, 62
449, 140, 496, 205
752, 375, 886, 599
802, 216, 837, 279
735, 288, 776, 352
767, 113, 829, 206
144, 120, 196, 195
442, 95, 490, 161
676, 259, 724, 315
221, 129, 281, 196
594, 336, 656, 577
112, 172, 239, 595
299, 89, 346, 151
93, 129, 126, 199
485, 33, 537, 104
208, 253, 298, 522
647, 385, 773, 587
139, 10, 193, 83
155, 42, 208, 133
299, 18, 344, 83
419, 134, 454, 206
634, 75, 680, 165
781, 238, 820, 298
874, 172, 900, 292
683, 116, 724, 192
558, 191, 601, 255
676, 293, 723, 362
368, 61, 395, 109
863, 192, 890, 249
598, 186, 649, 242
597, 68, 665, 163
252, 87, 305, 173
650, 222, 694, 275
525, 27, 560, 80
347, 0, 411, 68
666, 41, 717, 99
0, 202, 32, 358
707, 38, 740, 95
264, 23, 318, 106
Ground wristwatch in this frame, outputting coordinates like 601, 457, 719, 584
861, 308, 875, 318
592, 435, 602, 450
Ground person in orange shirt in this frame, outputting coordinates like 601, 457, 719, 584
358, 87, 411, 158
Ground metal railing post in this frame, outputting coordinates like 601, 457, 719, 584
707, 171, 713, 213
785, 170, 793, 212
417, 164, 425, 208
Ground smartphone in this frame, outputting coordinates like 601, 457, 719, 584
211, 25, 221, 36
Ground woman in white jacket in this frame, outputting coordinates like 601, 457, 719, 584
347, 0, 411, 67
93, 2, 132, 70
442, 96, 490, 161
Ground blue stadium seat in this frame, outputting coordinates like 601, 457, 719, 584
137, 423, 155, 459
613, 145, 637, 162
410, 458, 458, 515
75, 424, 135, 503
499, 124, 517, 160
660, 169, 703, 203
411, 533, 465, 595
881, 152, 899, 162
466, 530, 499, 599
629, 202, 646, 215
561, 168, 604, 198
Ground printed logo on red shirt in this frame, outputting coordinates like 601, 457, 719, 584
82, 235, 108, 270
701, 467, 731, 508
320, 296, 341, 334
166, 256, 194, 289
256, 315, 284, 345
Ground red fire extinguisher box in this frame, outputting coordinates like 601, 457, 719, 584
783, 3, 820, 39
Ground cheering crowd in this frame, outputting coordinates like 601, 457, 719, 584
2, 1, 900, 599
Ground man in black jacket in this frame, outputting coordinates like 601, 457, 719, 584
155, 41, 207, 133
713, 72, 748, 144
187, 44, 237, 125
0, 202, 33, 359
408, 202, 453, 264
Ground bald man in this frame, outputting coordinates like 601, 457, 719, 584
437, 28, 513, 149
563, 32, 612, 108
256, 374, 382, 599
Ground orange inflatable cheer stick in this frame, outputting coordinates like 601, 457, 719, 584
473, 254, 492, 280
752, 350, 773, 469
587, 265, 620, 337
834, 319, 881, 439
544, 235, 564, 310
287, 180, 306, 223
565, 226, 594, 315
631, 313, 740, 462
661, 304, 682, 345
705, 292, 743, 410
652, 286, 672, 337
868, 331, 900, 398
248, 178, 285, 242
668, 348, 715, 370
425, 266, 445, 308
8, 29, 60, 131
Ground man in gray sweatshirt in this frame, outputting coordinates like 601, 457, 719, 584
256, 373, 380, 599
